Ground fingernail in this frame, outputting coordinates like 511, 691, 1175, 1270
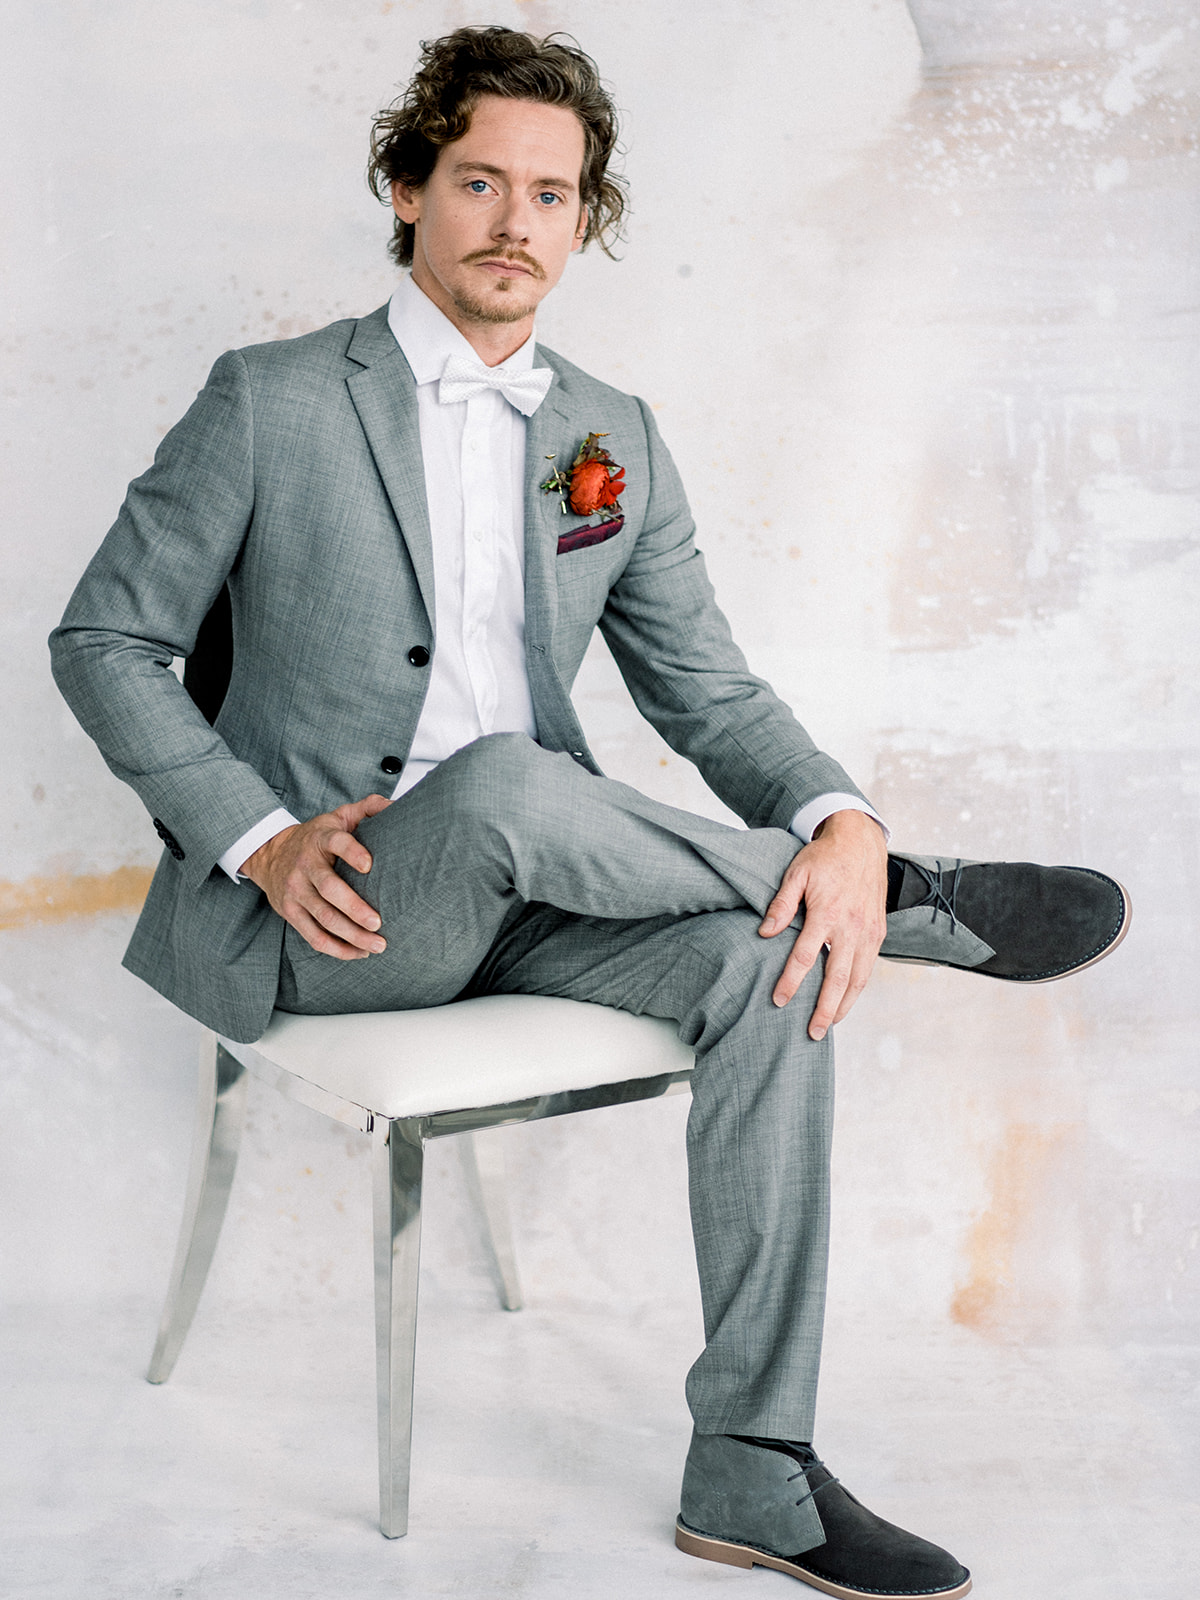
773, 993, 787, 1008
760, 918, 777, 934
372, 938, 386, 953
367, 916, 381, 931
810, 1026, 826, 1041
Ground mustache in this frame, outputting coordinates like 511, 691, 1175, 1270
461, 248, 545, 280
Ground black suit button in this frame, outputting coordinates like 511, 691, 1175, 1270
379, 755, 404, 776
152, 817, 186, 861
407, 645, 430, 667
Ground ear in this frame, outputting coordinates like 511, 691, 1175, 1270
390, 178, 422, 225
570, 205, 589, 254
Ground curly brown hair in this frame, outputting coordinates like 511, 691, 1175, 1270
367, 26, 627, 267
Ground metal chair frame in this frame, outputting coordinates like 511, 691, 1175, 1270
146, 1026, 692, 1537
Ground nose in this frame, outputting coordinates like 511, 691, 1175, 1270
491, 192, 531, 244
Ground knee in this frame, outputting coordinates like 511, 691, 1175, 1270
358, 736, 542, 871
439, 732, 544, 790
410, 733, 553, 835
687, 910, 826, 1015
676, 914, 829, 1074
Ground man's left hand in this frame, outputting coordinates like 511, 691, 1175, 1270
758, 809, 888, 1040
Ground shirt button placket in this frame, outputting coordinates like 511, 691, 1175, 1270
461, 395, 491, 726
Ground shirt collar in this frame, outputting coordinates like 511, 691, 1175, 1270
386, 274, 537, 386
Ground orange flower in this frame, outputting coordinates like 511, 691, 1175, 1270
569, 460, 625, 515
541, 431, 626, 519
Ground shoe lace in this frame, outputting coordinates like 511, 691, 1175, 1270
906, 857, 963, 934
736, 1437, 841, 1510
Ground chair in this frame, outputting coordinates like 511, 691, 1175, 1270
145, 993, 695, 1537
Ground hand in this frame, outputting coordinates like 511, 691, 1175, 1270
758, 809, 888, 1040
241, 793, 393, 959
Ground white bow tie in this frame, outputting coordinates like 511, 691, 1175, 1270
437, 352, 554, 417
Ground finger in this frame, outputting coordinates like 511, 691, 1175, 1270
307, 866, 385, 941
807, 946, 854, 1041
326, 826, 374, 877
298, 877, 387, 951
759, 876, 804, 936
287, 902, 374, 961
339, 793, 391, 826
772, 922, 829, 1007
830, 941, 882, 1027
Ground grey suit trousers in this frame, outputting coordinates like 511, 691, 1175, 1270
277, 733, 834, 1440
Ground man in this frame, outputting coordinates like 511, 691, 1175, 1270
50, 27, 1128, 1599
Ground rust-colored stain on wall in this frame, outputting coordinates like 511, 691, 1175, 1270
0, 866, 154, 931
951, 1120, 1074, 1332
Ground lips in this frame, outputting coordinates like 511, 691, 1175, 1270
463, 250, 544, 280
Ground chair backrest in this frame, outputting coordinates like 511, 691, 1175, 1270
183, 583, 234, 725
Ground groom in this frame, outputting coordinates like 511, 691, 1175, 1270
51, 26, 1128, 1599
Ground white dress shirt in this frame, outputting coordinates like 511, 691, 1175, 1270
219, 276, 883, 880
385, 274, 539, 798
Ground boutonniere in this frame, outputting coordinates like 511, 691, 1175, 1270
540, 432, 626, 519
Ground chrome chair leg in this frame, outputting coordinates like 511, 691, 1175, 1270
373, 1116, 424, 1539
147, 1033, 248, 1384
460, 1129, 524, 1312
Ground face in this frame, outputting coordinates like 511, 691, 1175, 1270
391, 94, 588, 341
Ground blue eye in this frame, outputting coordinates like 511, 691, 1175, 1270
468, 180, 489, 194
538, 192, 561, 206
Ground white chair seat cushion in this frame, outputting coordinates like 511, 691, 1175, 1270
223, 994, 694, 1120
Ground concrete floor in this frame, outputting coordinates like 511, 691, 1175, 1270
3, 914, 1198, 1599
4, 1301, 1199, 1598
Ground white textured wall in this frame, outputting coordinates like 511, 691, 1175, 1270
3, 0, 1197, 1388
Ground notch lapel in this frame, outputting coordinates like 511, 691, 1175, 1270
523, 384, 574, 650
523, 378, 600, 759
344, 312, 436, 628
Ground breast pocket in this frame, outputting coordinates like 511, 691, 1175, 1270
555, 532, 631, 598
556, 515, 625, 557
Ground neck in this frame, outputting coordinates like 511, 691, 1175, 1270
409, 264, 535, 366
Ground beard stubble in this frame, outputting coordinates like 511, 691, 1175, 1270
453, 251, 544, 326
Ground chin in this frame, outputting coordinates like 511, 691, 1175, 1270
454, 286, 539, 326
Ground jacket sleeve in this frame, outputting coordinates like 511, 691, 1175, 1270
598, 399, 872, 832
48, 349, 284, 892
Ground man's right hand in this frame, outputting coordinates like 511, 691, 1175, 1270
241, 793, 392, 959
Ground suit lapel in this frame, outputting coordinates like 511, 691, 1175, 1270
344, 309, 436, 628
523, 378, 574, 650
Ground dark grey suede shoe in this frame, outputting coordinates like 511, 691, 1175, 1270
677, 1434, 971, 1599
880, 853, 1130, 982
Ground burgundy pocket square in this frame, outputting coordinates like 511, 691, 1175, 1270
557, 515, 625, 556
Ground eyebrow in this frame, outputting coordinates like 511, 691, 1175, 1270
450, 160, 577, 192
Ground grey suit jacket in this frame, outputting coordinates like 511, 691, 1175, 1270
50, 304, 866, 1042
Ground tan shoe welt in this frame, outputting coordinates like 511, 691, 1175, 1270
675, 1518, 973, 1600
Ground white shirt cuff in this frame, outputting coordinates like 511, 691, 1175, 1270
788, 793, 891, 846
218, 807, 301, 882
